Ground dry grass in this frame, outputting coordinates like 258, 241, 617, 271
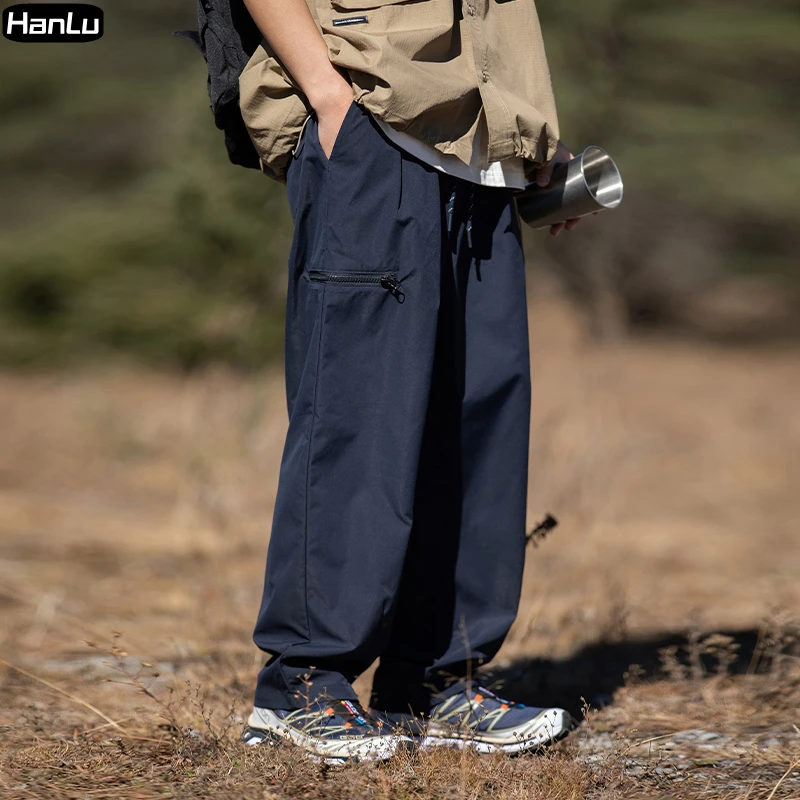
1, 286, 799, 798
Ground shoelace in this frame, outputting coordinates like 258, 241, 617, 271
285, 700, 379, 737
432, 688, 518, 732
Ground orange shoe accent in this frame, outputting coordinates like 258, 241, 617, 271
325, 707, 335, 715
345, 721, 352, 728
473, 694, 484, 703
501, 703, 509, 710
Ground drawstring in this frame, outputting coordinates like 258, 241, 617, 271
466, 185, 475, 250
446, 184, 457, 235
445, 182, 476, 252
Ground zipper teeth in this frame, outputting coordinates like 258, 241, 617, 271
309, 272, 396, 285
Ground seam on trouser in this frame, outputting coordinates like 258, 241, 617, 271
321, 117, 332, 268
288, 109, 337, 693
301, 283, 327, 655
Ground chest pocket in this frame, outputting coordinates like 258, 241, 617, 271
331, 0, 429, 9
323, 0, 455, 64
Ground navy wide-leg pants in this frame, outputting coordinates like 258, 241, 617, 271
253, 103, 531, 711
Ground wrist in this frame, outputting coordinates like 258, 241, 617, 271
306, 69, 352, 115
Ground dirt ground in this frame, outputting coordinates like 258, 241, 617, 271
1, 288, 799, 799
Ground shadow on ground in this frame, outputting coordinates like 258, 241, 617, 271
485, 629, 763, 717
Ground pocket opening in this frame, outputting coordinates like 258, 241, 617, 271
308, 270, 405, 303
331, 0, 413, 10
318, 100, 360, 164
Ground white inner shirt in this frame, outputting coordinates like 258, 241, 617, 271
374, 118, 527, 190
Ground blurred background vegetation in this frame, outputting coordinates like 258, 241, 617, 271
0, 0, 798, 369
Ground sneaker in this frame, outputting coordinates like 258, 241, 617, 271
241, 699, 412, 764
421, 686, 576, 754
370, 709, 428, 741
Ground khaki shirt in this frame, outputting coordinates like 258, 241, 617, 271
239, 0, 560, 182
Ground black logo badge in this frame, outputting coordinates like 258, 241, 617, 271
3, 4, 104, 43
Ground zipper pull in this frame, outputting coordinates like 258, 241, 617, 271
380, 276, 405, 304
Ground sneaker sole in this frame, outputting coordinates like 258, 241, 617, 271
241, 728, 352, 766
420, 708, 577, 755
242, 709, 410, 764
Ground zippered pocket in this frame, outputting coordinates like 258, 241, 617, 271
308, 270, 405, 304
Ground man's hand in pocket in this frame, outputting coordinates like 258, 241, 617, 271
313, 80, 355, 159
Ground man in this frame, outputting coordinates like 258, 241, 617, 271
238, 0, 581, 762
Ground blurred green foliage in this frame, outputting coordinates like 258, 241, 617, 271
538, 0, 800, 276
0, 0, 797, 368
0, 2, 291, 368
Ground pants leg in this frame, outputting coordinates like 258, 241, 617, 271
371, 180, 531, 713
253, 104, 443, 709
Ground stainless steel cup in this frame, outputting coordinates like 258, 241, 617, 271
516, 145, 623, 229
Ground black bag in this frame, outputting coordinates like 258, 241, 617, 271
176, 0, 263, 170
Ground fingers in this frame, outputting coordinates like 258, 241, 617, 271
550, 218, 581, 236
535, 164, 554, 188
536, 143, 573, 188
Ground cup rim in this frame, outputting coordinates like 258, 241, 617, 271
579, 145, 624, 209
